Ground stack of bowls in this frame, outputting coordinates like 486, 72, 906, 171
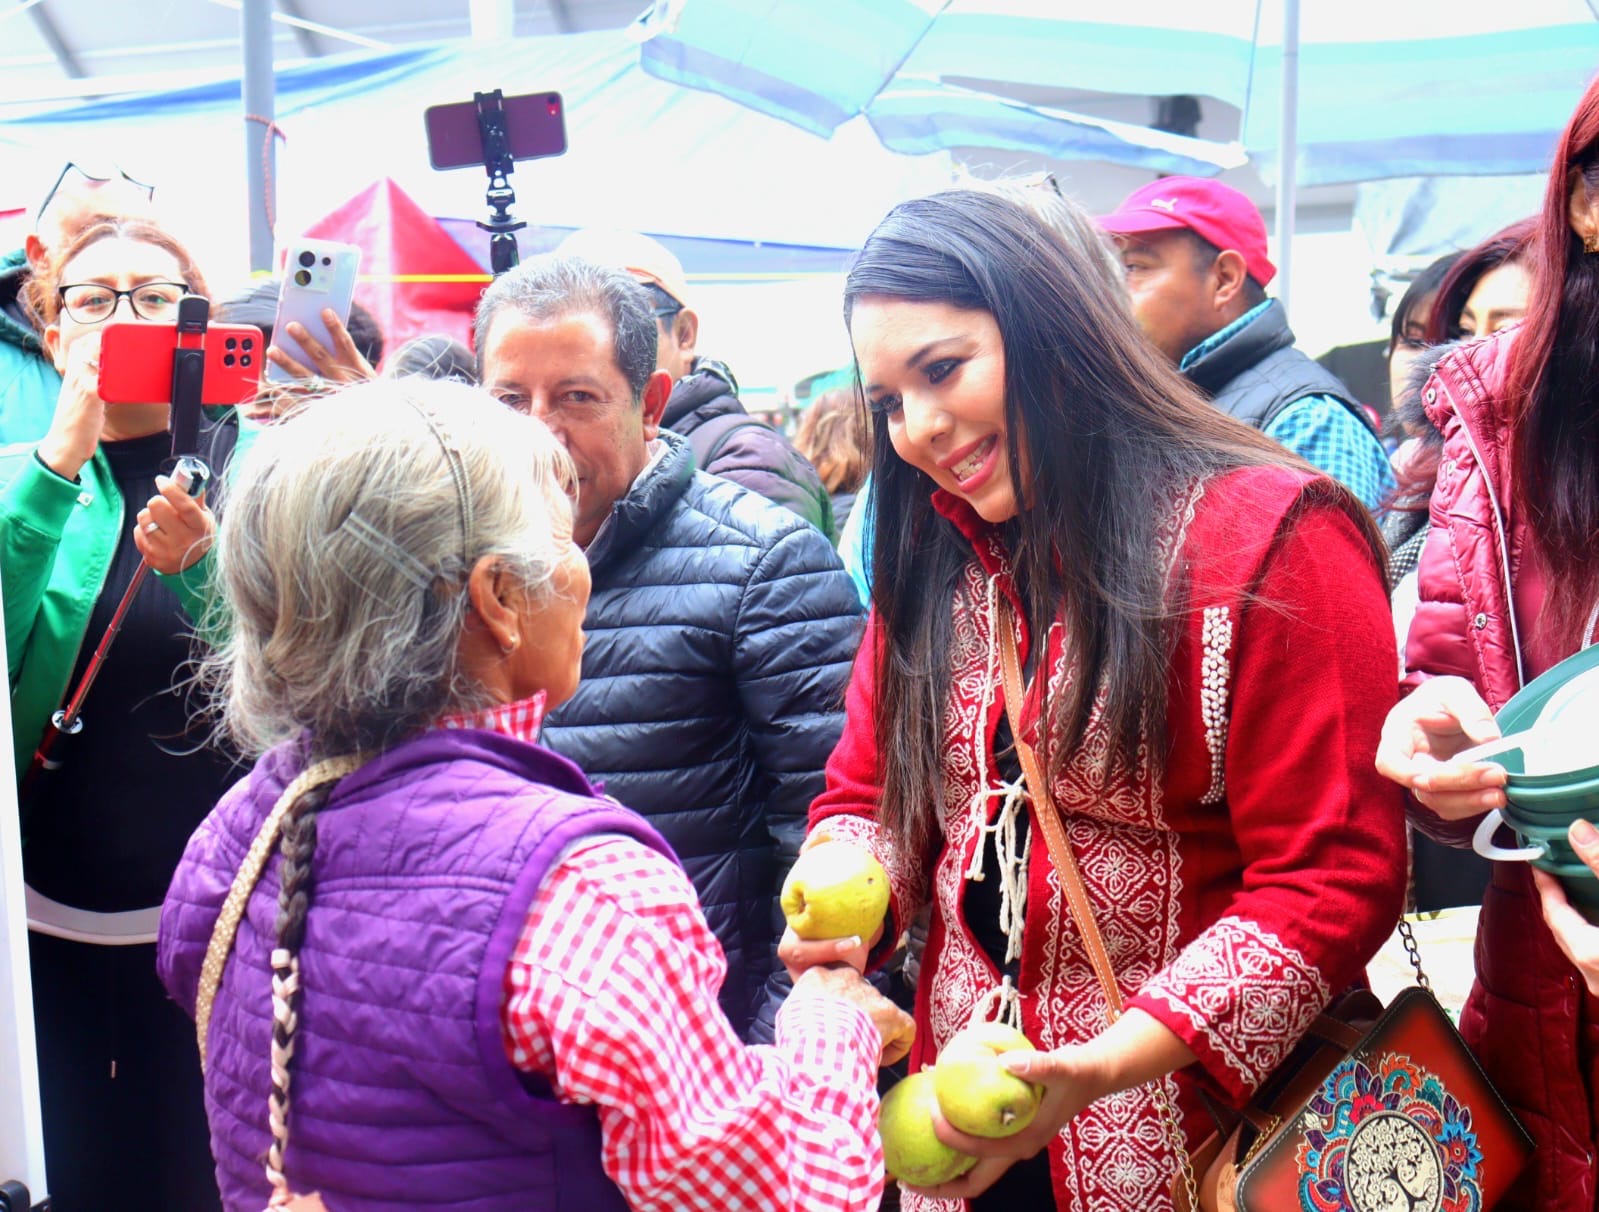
1473, 645, 1599, 922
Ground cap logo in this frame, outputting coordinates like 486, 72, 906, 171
1149, 198, 1179, 213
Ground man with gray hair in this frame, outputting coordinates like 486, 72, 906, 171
475, 256, 862, 1039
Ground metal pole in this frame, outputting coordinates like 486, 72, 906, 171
243, 0, 276, 273
469, 0, 514, 44
1275, 0, 1300, 316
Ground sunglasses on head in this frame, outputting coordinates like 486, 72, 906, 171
38, 162, 155, 223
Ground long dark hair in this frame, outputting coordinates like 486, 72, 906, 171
1505, 75, 1599, 649
845, 190, 1296, 860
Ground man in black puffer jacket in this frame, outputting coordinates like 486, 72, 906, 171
476, 256, 862, 1040
558, 228, 836, 541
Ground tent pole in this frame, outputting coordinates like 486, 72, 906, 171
243, 0, 276, 273
1276, 0, 1299, 316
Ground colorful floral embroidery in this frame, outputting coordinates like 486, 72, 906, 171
1295, 1051, 1484, 1212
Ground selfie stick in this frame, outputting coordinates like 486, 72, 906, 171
21, 299, 215, 800
473, 89, 525, 276
21, 456, 211, 796
169, 295, 209, 460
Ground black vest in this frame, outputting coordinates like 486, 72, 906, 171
1183, 300, 1373, 435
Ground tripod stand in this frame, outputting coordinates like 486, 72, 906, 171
473, 89, 526, 275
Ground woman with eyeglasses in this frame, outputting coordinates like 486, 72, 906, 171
1, 217, 232, 1210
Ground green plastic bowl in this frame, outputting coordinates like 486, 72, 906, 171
1492, 647, 1599, 803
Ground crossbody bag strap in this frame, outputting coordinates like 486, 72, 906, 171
996, 597, 1202, 1206
193, 753, 367, 1073
994, 597, 1123, 1019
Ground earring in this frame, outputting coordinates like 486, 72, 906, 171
1586, 233, 1599, 255
501, 635, 520, 656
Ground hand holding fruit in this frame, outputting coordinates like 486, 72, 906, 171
913, 1007, 1197, 1200
778, 837, 889, 979
878, 1021, 1046, 1196
789, 965, 916, 1066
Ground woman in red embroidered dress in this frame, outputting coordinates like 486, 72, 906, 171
781, 190, 1407, 1210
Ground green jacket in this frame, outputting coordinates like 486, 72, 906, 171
2, 443, 217, 787
0, 248, 61, 447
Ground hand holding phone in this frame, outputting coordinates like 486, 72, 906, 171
267, 240, 362, 384
266, 306, 375, 384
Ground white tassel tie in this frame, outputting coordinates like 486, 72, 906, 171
966, 574, 1032, 1023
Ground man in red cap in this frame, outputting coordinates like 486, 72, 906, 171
1100, 176, 1392, 512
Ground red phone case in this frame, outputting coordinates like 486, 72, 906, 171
97, 321, 264, 406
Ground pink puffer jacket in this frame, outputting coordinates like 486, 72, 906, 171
1404, 327, 1598, 1209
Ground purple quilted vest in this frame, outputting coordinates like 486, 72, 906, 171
159, 729, 676, 1211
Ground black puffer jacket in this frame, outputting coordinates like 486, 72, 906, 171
540, 430, 862, 1038
664, 358, 836, 542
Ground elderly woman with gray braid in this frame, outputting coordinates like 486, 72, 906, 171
156, 378, 913, 1212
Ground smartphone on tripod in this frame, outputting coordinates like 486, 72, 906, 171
424, 91, 567, 170
423, 89, 568, 275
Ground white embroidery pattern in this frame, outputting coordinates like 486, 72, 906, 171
928, 559, 1008, 1049
1138, 914, 1333, 1090
1199, 605, 1234, 805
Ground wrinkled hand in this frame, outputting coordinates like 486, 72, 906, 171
789, 964, 915, 1067
37, 331, 106, 481
1533, 820, 1599, 997
1375, 676, 1507, 820
132, 477, 214, 574
268, 308, 376, 383
777, 830, 884, 980
907, 1044, 1108, 1200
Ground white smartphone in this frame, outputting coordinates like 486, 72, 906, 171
266, 238, 362, 383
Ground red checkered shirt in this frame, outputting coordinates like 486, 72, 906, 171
500, 835, 887, 1210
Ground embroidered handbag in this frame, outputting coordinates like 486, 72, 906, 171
992, 600, 1533, 1212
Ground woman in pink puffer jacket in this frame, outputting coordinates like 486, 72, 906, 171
1376, 74, 1599, 1211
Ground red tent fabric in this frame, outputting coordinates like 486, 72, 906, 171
305, 177, 489, 363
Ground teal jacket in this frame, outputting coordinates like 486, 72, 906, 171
2, 442, 219, 787
0, 248, 61, 447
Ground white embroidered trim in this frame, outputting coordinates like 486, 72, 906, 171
1138, 915, 1332, 1090
1199, 605, 1234, 805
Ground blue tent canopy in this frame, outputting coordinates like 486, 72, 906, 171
636, 0, 1599, 187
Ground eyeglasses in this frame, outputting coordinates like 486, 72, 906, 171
38, 162, 155, 223
57, 281, 187, 324
644, 281, 683, 320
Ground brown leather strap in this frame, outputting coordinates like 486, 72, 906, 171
995, 597, 1124, 1021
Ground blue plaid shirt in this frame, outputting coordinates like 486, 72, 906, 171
1182, 303, 1394, 513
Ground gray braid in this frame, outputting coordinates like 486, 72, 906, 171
264, 782, 332, 1199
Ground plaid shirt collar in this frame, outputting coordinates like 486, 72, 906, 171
437, 691, 548, 745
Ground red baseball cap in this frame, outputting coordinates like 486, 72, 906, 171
1099, 177, 1276, 288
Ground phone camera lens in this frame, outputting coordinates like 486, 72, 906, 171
298, 250, 316, 268
223, 354, 236, 367
321, 256, 332, 267
225, 337, 238, 351
294, 269, 312, 287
